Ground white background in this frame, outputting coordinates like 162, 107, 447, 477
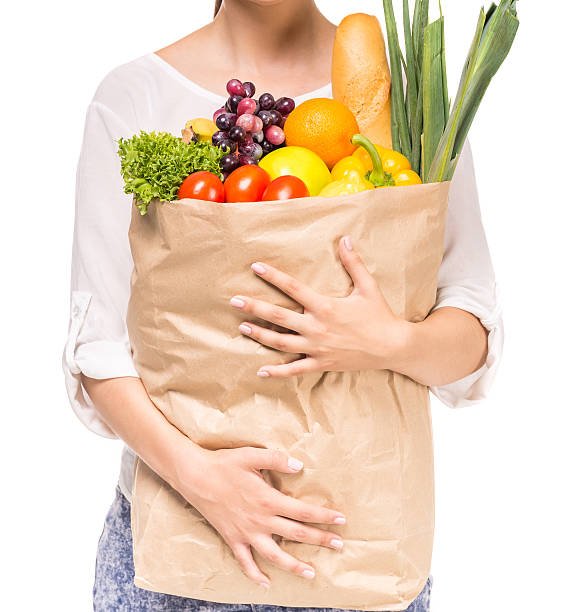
1, 1, 569, 610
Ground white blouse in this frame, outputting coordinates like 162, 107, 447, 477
62, 52, 504, 504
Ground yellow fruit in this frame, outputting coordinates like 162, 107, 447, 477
283, 98, 360, 169
184, 118, 217, 142
258, 146, 332, 196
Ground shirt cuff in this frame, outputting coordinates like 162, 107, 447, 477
62, 290, 140, 438
428, 284, 504, 408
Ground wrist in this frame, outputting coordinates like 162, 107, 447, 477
380, 318, 418, 374
167, 435, 213, 495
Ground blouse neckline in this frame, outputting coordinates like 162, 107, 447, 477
146, 52, 332, 105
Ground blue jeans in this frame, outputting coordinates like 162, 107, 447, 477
93, 485, 432, 612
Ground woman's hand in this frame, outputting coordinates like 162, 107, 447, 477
175, 444, 346, 589
230, 235, 410, 378
230, 234, 489, 386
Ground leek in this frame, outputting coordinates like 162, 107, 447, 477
383, 0, 519, 183
383, 0, 412, 160
427, 0, 519, 181
403, 0, 417, 136
410, 0, 429, 173
422, 16, 449, 181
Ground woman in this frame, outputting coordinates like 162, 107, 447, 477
62, 1, 503, 610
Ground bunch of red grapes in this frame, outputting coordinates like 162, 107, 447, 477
212, 78, 295, 178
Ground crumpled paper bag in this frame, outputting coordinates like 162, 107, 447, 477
126, 181, 450, 611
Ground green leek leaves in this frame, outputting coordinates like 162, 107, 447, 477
383, 0, 519, 183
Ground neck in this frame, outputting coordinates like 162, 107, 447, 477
211, 0, 332, 73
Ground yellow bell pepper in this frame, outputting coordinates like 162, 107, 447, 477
393, 169, 423, 186
319, 169, 374, 197
331, 156, 368, 181
351, 134, 422, 187
352, 143, 412, 175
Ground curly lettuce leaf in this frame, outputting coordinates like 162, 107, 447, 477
117, 131, 225, 215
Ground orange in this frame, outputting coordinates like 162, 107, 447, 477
283, 98, 359, 169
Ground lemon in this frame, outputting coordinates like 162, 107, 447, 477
259, 146, 332, 196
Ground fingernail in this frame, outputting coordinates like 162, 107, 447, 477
239, 323, 252, 335
330, 538, 344, 550
333, 515, 346, 525
302, 568, 316, 579
343, 235, 353, 251
259, 581, 271, 590
251, 262, 267, 274
230, 297, 246, 308
288, 457, 304, 471
257, 369, 270, 378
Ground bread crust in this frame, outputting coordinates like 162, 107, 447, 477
332, 13, 392, 149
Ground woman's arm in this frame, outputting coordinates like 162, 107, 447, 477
79, 374, 208, 491
229, 241, 487, 387
391, 306, 488, 387
62, 93, 141, 439
80, 373, 346, 588
425, 141, 503, 405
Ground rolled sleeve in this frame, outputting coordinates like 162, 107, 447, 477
62, 290, 140, 439
428, 141, 504, 408
429, 283, 504, 408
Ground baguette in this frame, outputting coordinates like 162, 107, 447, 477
332, 13, 392, 149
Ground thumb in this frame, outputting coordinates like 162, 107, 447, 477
339, 235, 376, 294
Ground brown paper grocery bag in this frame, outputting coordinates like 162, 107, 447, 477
126, 181, 450, 611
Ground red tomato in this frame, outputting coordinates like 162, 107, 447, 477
224, 165, 271, 202
262, 175, 310, 201
178, 171, 224, 202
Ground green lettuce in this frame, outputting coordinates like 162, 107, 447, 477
117, 131, 225, 215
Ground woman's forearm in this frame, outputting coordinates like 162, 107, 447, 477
391, 306, 489, 387
80, 374, 208, 492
